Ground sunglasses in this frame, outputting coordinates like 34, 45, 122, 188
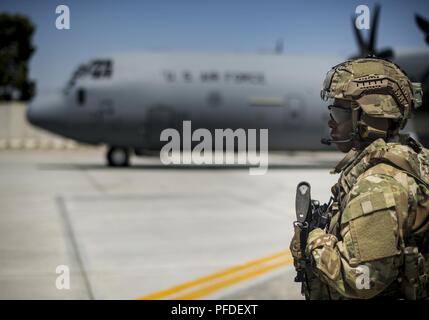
328, 105, 352, 123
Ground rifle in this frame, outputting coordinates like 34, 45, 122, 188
293, 181, 332, 298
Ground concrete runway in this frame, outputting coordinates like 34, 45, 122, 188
0, 149, 342, 299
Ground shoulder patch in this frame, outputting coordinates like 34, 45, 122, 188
342, 186, 396, 224
349, 208, 400, 262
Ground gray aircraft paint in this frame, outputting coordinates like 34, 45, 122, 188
27, 49, 429, 152
27, 52, 343, 150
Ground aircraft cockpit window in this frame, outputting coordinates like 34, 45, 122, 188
64, 59, 113, 94
91, 60, 112, 78
77, 88, 86, 106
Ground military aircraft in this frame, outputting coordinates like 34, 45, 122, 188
27, 6, 429, 167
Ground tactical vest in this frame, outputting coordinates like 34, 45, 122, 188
328, 137, 429, 299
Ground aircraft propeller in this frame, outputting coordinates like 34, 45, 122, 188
352, 4, 394, 59
416, 14, 429, 46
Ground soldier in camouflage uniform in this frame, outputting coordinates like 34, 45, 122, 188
290, 57, 429, 299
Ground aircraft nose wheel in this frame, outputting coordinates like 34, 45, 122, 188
107, 147, 130, 167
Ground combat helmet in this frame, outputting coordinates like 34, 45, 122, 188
320, 57, 423, 142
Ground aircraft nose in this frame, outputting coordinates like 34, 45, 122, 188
27, 94, 66, 131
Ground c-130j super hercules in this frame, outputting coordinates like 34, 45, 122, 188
27, 6, 429, 167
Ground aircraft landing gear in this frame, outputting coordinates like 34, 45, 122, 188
107, 147, 130, 167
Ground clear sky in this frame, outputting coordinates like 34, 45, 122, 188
1, 0, 428, 94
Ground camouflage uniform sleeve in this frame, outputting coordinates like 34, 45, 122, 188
305, 172, 409, 299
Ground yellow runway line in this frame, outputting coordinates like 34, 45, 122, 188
173, 256, 294, 300
139, 249, 292, 300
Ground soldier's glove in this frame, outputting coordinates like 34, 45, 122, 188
305, 228, 337, 256
305, 228, 340, 281
290, 224, 303, 268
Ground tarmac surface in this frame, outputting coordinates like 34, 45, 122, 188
0, 149, 342, 299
